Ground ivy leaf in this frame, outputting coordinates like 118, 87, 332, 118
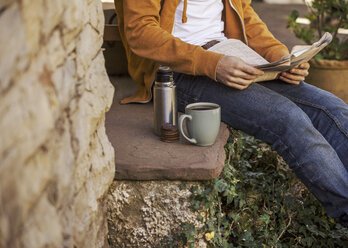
214, 179, 227, 193
259, 214, 271, 225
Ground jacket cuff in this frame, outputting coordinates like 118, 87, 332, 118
193, 49, 224, 81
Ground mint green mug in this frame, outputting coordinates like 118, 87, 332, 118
179, 102, 221, 146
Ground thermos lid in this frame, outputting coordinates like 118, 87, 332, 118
156, 66, 173, 82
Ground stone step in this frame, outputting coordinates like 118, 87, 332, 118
105, 76, 230, 180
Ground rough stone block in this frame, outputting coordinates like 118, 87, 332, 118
51, 58, 77, 111
45, 30, 66, 72
106, 180, 208, 248
19, 195, 63, 248
21, 0, 43, 57
76, 24, 103, 78
0, 0, 115, 247
0, 67, 55, 171
40, 0, 64, 40
70, 52, 114, 162
88, 0, 104, 34
0, 2, 28, 92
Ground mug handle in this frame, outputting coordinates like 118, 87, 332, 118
178, 114, 197, 144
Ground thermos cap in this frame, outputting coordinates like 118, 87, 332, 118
156, 66, 174, 82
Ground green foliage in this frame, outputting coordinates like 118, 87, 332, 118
287, 0, 348, 60
182, 129, 348, 247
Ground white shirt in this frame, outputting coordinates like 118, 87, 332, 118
172, 0, 227, 46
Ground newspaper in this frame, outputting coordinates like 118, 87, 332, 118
208, 32, 332, 82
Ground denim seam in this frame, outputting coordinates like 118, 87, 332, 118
283, 95, 348, 138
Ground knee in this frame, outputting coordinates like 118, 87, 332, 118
261, 102, 320, 161
267, 99, 313, 135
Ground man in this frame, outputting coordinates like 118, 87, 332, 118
114, 0, 348, 227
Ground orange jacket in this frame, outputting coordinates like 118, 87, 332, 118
114, 0, 289, 104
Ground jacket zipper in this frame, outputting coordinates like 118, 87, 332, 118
228, 0, 248, 45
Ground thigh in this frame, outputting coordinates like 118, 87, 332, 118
260, 80, 348, 167
175, 73, 309, 131
260, 80, 348, 135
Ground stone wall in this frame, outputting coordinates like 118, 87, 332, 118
0, 0, 115, 247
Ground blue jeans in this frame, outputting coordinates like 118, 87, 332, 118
174, 73, 348, 226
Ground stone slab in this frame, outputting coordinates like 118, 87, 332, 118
105, 76, 230, 180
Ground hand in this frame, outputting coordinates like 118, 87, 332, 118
279, 62, 310, 85
216, 55, 264, 90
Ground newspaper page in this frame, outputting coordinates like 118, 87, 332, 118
208, 39, 290, 82
207, 39, 270, 65
290, 32, 332, 67
207, 32, 332, 82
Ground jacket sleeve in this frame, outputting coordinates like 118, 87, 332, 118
122, 0, 223, 80
242, 0, 289, 62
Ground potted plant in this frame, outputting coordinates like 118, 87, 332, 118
287, 0, 348, 103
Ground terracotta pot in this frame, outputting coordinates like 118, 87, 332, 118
306, 59, 348, 103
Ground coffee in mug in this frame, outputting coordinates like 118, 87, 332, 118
179, 102, 221, 146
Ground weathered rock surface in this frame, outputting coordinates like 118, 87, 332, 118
0, 0, 115, 247
106, 180, 208, 248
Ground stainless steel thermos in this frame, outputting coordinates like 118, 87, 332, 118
153, 66, 178, 136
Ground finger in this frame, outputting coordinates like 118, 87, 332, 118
279, 75, 300, 85
225, 81, 249, 90
289, 68, 309, 77
299, 62, 310, 69
232, 57, 264, 76
227, 76, 253, 86
231, 69, 258, 80
218, 73, 251, 87
241, 64, 264, 76
281, 72, 305, 81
